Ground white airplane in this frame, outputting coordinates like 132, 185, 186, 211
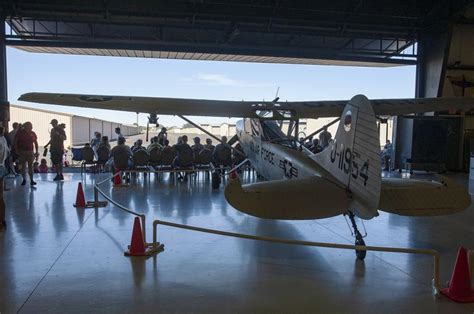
19, 92, 473, 259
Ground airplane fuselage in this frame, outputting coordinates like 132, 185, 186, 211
236, 118, 330, 181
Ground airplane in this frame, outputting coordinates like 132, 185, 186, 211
18, 92, 474, 260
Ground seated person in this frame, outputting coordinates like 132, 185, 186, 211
311, 138, 323, 154
131, 139, 144, 153
192, 137, 204, 162
159, 139, 175, 166
82, 143, 95, 163
38, 158, 49, 173
99, 136, 111, 151
381, 140, 393, 171
147, 136, 162, 152
205, 138, 215, 151
172, 135, 193, 168
213, 136, 232, 167
110, 137, 132, 170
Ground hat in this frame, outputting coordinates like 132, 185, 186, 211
50, 119, 58, 125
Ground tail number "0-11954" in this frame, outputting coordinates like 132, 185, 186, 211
330, 142, 369, 186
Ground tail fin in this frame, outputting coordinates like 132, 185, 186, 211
312, 95, 381, 219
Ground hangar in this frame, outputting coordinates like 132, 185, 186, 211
10, 104, 140, 147
1, 1, 474, 313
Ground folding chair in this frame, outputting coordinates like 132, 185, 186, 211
81, 146, 97, 174
71, 147, 83, 167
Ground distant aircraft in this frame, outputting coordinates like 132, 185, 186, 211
19, 92, 473, 260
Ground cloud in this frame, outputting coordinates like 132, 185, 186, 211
195, 73, 239, 86
185, 73, 272, 88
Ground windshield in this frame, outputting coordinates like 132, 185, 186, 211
261, 120, 286, 141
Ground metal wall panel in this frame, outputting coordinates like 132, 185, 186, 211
11, 105, 140, 147
102, 121, 113, 140
10, 105, 73, 148
71, 116, 90, 145
89, 119, 103, 140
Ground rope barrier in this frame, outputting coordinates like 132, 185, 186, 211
94, 172, 147, 243
92, 171, 442, 297
152, 219, 441, 295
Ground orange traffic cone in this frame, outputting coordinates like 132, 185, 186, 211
124, 217, 146, 256
73, 182, 86, 208
441, 247, 474, 302
113, 170, 122, 186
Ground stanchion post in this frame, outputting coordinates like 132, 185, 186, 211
433, 253, 441, 297
94, 186, 99, 204
141, 214, 147, 244
153, 220, 158, 245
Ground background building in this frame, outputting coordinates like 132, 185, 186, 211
10, 104, 140, 147
167, 119, 392, 148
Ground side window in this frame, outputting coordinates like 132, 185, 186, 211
244, 118, 252, 134
251, 119, 260, 137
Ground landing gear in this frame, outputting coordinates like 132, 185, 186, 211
347, 211, 367, 260
355, 236, 366, 260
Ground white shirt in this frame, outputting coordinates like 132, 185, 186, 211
0, 136, 10, 165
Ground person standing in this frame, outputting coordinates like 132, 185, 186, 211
6, 122, 20, 176
90, 132, 101, 154
319, 127, 332, 148
99, 136, 111, 150
115, 127, 124, 141
0, 127, 10, 231
205, 138, 215, 151
213, 136, 232, 166
14, 122, 39, 186
45, 120, 67, 181
158, 127, 167, 146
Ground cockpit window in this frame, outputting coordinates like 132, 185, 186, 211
251, 119, 260, 136
244, 118, 252, 134
255, 110, 273, 118
261, 120, 286, 141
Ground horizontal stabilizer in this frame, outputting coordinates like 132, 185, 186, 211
224, 176, 348, 220
379, 177, 471, 216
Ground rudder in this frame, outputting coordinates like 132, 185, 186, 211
311, 95, 381, 219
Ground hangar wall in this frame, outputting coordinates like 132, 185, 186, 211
396, 19, 474, 171
10, 104, 140, 147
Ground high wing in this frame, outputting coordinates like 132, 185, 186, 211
19, 92, 474, 119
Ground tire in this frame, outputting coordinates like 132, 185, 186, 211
355, 237, 366, 260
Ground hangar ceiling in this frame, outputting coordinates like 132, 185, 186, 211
2, 1, 473, 66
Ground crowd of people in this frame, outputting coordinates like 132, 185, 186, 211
0, 119, 66, 232
98, 127, 237, 180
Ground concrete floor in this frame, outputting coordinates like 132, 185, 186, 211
1, 171, 474, 313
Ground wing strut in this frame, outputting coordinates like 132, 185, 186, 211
177, 115, 245, 158
300, 117, 340, 144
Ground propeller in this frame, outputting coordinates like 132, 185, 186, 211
146, 113, 158, 142
272, 86, 280, 104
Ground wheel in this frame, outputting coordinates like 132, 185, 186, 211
355, 237, 366, 260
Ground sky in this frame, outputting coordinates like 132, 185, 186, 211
7, 46, 416, 127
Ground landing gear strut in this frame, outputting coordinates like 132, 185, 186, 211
347, 211, 366, 260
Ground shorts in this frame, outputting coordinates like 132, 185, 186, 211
50, 149, 64, 164
18, 150, 35, 164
